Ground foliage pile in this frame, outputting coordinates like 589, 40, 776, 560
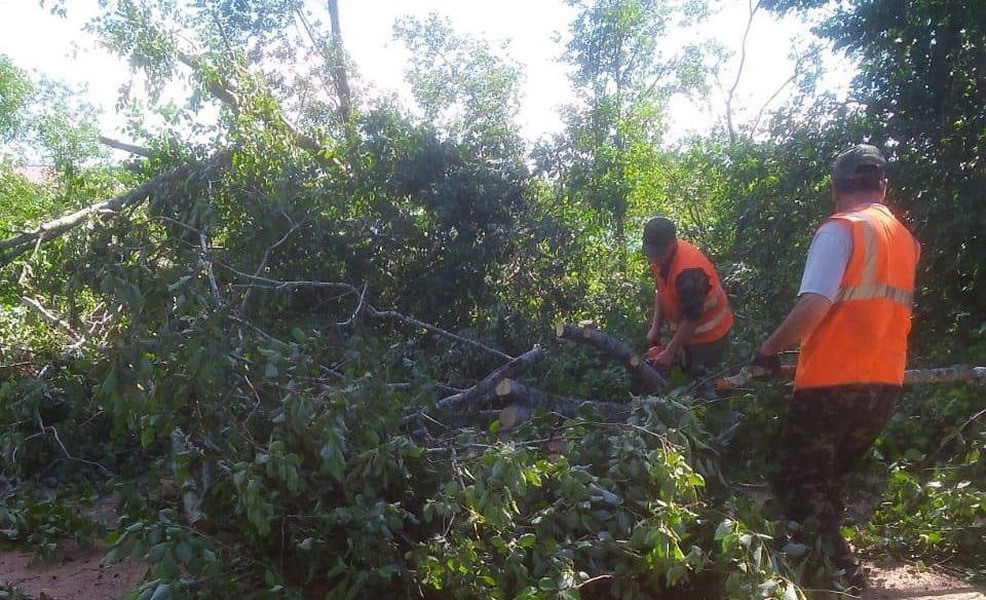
1, 0, 985, 598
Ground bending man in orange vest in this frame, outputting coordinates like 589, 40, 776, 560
753, 144, 920, 592
643, 216, 733, 395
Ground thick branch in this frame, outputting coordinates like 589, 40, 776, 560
717, 364, 986, 391
372, 310, 514, 362
20, 296, 82, 345
555, 323, 666, 392
171, 428, 213, 532
99, 135, 153, 157
175, 50, 320, 153
326, 0, 353, 125
903, 365, 986, 385
433, 347, 544, 412
0, 152, 230, 268
495, 378, 629, 428
221, 269, 512, 361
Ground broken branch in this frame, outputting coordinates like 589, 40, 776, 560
495, 378, 629, 429
432, 347, 545, 413
555, 322, 666, 392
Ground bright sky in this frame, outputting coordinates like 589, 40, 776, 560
0, 0, 843, 147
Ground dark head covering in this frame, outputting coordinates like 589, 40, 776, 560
642, 216, 676, 258
832, 144, 887, 181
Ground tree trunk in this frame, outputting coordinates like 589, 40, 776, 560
326, 0, 353, 126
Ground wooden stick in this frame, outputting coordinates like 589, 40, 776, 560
716, 364, 986, 390
904, 365, 986, 385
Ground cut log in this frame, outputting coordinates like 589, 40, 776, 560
555, 322, 666, 392
498, 404, 534, 430
495, 378, 630, 428
432, 346, 545, 412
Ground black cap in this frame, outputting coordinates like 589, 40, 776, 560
832, 144, 887, 181
642, 216, 676, 258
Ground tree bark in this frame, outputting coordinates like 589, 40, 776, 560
717, 364, 986, 390
432, 346, 545, 412
98, 135, 153, 157
495, 378, 630, 428
170, 428, 214, 532
326, 0, 353, 126
555, 322, 667, 392
903, 365, 986, 385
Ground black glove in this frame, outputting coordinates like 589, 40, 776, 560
751, 352, 783, 379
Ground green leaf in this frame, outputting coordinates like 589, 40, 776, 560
174, 541, 193, 563
149, 583, 171, 600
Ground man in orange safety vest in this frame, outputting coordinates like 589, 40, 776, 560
753, 144, 920, 592
643, 215, 734, 396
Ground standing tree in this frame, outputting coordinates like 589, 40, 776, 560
761, 0, 986, 344
553, 0, 672, 262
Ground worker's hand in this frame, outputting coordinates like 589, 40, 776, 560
646, 324, 662, 347
751, 352, 782, 379
648, 345, 674, 373
645, 345, 664, 365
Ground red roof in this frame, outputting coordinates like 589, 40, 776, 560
12, 165, 55, 185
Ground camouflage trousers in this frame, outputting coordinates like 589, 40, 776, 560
772, 384, 900, 561
683, 333, 729, 379
683, 333, 729, 400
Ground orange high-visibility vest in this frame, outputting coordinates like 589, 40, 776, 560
795, 204, 919, 390
651, 239, 733, 345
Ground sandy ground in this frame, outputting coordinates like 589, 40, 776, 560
863, 562, 985, 600
2, 549, 983, 599
0, 540, 147, 600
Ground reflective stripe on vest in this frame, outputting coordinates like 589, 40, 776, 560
833, 218, 914, 306
654, 239, 734, 345
669, 285, 730, 335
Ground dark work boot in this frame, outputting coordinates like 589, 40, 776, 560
834, 563, 866, 596
831, 536, 866, 594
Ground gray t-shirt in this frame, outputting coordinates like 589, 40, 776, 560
798, 220, 852, 301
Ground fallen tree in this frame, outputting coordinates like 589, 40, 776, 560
0, 152, 231, 268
